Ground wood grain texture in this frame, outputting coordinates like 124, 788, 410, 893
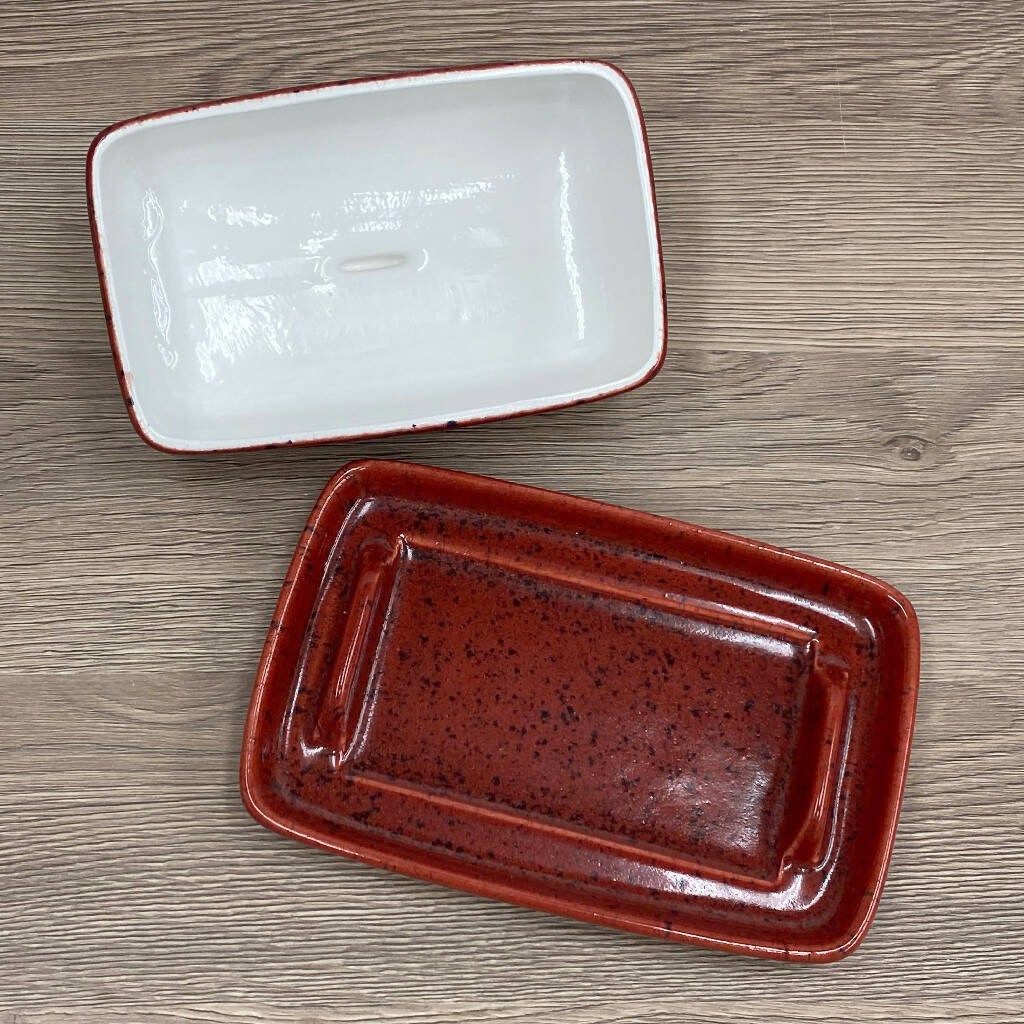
1, 0, 1023, 1020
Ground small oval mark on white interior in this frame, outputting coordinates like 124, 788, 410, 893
337, 253, 408, 273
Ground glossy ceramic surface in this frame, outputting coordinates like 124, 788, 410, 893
241, 461, 919, 962
87, 62, 665, 452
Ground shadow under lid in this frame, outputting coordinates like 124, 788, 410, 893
241, 461, 919, 962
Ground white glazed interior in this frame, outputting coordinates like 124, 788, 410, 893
91, 63, 663, 450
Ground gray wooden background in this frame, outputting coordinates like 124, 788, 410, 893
2, 2, 1022, 1021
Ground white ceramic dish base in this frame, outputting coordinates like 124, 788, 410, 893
90, 62, 663, 450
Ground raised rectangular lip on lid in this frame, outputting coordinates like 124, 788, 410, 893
87, 61, 667, 453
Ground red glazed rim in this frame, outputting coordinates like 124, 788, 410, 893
240, 460, 920, 962
86, 61, 668, 454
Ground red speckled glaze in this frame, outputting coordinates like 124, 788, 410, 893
241, 461, 919, 962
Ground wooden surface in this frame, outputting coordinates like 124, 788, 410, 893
2, 1, 1023, 1020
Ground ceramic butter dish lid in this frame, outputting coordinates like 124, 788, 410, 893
87, 62, 665, 452
241, 460, 920, 962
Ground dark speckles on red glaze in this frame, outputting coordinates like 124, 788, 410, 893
240, 460, 920, 963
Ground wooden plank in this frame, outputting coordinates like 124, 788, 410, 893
4, 1005, 1024, 1024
